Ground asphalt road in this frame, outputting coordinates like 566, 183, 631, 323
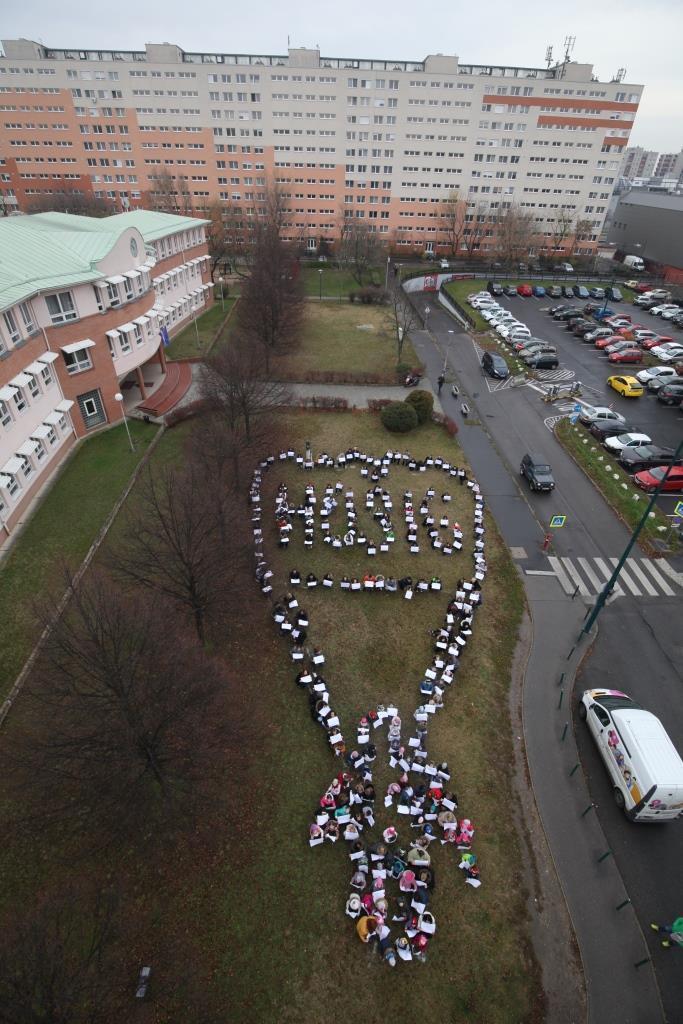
411, 294, 683, 1022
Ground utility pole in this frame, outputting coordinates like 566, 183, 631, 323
581, 437, 683, 636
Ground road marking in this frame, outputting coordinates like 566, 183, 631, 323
577, 557, 604, 593
525, 569, 558, 576
625, 560, 659, 597
640, 560, 676, 596
608, 558, 642, 596
657, 559, 683, 588
548, 556, 575, 594
593, 558, 624, 596
560, 557, 591, 596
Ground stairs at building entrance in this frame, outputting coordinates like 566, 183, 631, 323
138, 361, 193, 417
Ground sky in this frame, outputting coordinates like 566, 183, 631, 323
3, 0, 682, 151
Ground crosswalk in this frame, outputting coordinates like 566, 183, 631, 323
547, 555, 683, 599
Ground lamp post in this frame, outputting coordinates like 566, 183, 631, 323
218, 275, 225, 312
318, 268, 323, 301
114, 392, 135, 452
385, 255, 391, 291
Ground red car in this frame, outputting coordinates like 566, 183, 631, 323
595, 335, 624, 349
634, 282, 655, 293
608, 348, 642, 364
517, 283, 533, 297
640, 335, 674, 351
634, 465, 683, 493
615, 324, 645, 336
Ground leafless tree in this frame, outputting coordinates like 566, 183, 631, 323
112, 463, 239, 642
201, 342, 289, 445
547, 207, 575, 257
337, 218, 384, 286
462, 202, 490, 258
438, 189, 467, 257
573, 216, 594, 251
150, 170, 194, 215
0, 886, 121, 1024
493, 204, 536, 266
25, 191, 116, 218
385, 288, 421, 366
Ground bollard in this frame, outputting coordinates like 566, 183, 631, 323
616, 898, 631, 911
566, 644, 577, 661
581, 804, 594, 817
558, 672, 565, 687
569, 763, 580, 776
597, 850, 612, 863
634, 957, 651, 969
557, 690, 564, 709
561, 723, 568, 742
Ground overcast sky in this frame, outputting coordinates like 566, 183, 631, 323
4, 0, 682, 151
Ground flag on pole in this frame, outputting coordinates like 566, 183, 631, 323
160, 325, 170, 347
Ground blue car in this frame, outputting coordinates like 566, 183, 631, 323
532, 285, 546, 297
593, 307, 615, 320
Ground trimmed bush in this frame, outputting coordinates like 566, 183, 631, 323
405, 388, 434, 424
380, 401, 419, 433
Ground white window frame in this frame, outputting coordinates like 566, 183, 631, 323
46, 291, 77, 325
0, 399, 11, 428
3, 309, 21, 344
18, 301, 36, 335
40, 364, 54, 388
63, 348, 93, 375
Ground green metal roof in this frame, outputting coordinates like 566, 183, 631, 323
0, 209, 208, 311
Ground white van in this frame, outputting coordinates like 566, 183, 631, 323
579, 688, 683, 821
623, 254, 645, 271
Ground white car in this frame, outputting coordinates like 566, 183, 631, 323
468, 292, 490, 301
439, 259, 450, 270
499, 324, 530, 339
579, 405, 627, 427
650, 304, 679, 317
495, 321, 524, 336
650, 344, 683, 362
636, 365, 677, 384
660, 307, 683, 320
604, 432, 653, 453
481, 308, 504, 321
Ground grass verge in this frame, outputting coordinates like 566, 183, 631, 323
299, 266, 384, 298
0, 420, 159, 699
555, 418, 677, 553
165, 301, 236, 360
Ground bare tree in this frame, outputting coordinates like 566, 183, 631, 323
547, 208, 575, 257
4, 573, 231, 842
572, 216, 594, 251
201, 342, 289, 447
493, 204, 536, 267
25, 191, 116, 218
112, 463, 239, 642
337, 218, 384, 286
386, 288, 421, 366
0, 886, 120, 1024
237, 206, 305, 373
462, 203, 490, 258
150, 170, 194, 215
438, 189, 467, 257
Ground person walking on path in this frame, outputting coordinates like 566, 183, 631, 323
650, 917, 683, 948
437, 373, 445, 394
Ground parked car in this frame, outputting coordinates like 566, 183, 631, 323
520, 453, 555, 492
554, 308, 583, 321
584, 328, 614, 343
640, 288, 671, 301
439, 259, 450, 270
495, 320, 525, 336
640, 335, 675, 350
606, 375, 644, 398
605, 339, 640, 355
573, 285, 590, 299
558, 262, 574, 273
650, 344, 683, 362
517, 283, 533, 297
660, 306, 683, 321
571, 320, 595, 336
532, 285, 546, 297
629, 329, 663, 343
657, 382, 683, 405
595, 335, 624, 350
502, 284, 518, 296
608, 348, 642, 364
634, 282, 655, 293
604, 314, 632, 326
649, 304, 679, 317
526, 353, 560, 370
579, 405, 627, 427
636, 365, 679, 385
589, 287, 605, 300
590, 420, 638, 441
481, 350, 510, 379
634, 465, 683, 493
549, 303, 570, 315
619, 445, 680, 473
648, 375, 683, 394
606, 286, 622, 302
504, 326, 532, 341
547, 285, 563, 298
562, 285, 575, 299
519, 343, 557, 360
604, 432, 652, 453
487, 280, 504, 296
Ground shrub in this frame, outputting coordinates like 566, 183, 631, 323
380, 401, 419, 433
368, 398, 393, 412
164, 398, 210, 428
405, 388, 434, 424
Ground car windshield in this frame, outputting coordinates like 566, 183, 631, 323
597, 694, 640, 712
648, 467, 666, 481
534, 464, 551, 474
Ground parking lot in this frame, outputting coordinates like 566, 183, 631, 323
485, 289, 683, 498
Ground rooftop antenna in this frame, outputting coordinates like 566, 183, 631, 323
563, 35, 575, 63
614, 67, 626, 82
545, 45, 554, 68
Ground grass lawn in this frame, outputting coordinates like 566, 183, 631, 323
165, 300, 237, 360
270, 301, 420, 383
555, 418, 678, 553
299, 265, 384, 298
201, 411, 538, 1022
0, 419, 159, 700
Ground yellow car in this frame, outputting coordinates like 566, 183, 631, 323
607, 375, 644, 398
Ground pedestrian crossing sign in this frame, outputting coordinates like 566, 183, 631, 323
674, 500, 683, 517
549, 515, 566, 528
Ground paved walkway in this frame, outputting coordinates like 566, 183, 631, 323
285, 381, 445, 410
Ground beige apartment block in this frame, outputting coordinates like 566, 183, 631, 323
0, 38, 642, 256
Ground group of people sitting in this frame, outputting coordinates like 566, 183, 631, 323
249, 446, 487, 965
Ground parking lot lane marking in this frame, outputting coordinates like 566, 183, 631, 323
577, 557, 603, 593
607, 558, 642, 596
593, 557, 624, 596
561, 557, 591, 596
547, 556, 574, 595
626, 560, 659, 597
641, 560, 677, 596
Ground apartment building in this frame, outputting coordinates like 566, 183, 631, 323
0, 208, 211, 547
0, 38, 642, 256
621, 146, 659, 181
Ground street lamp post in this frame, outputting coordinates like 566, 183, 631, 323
385, 255, 391, 291
318, 268, 323, 301
218, 275, 225, 312
114, 392, 135, 452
